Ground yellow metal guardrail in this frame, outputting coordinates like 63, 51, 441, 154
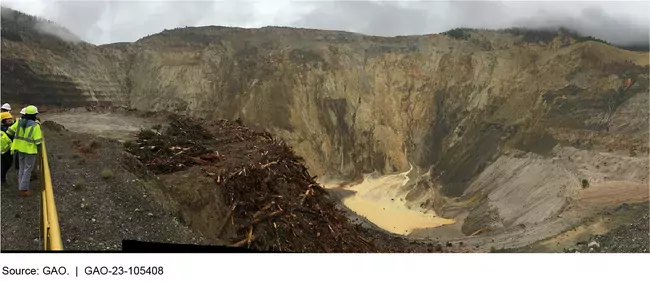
39, 139, 63, 250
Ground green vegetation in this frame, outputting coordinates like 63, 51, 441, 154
504, 28, 561, 44
440, 26, 638, 51
137, 128, 156, 140
100, 169, 114, 180
581, 179, 589, 189
442, 28, 473, 40
503, 27, 610, 45
73, 177, 86, 191
1, 7, 79, 45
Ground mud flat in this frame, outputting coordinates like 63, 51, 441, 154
322, 167, 455, 236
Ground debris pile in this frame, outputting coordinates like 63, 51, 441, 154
124, 115, 449, 252
41, 120, 67, 132
219, 142, 377, 252
124, 117, 214, 173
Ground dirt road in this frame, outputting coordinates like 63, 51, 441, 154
40, 110, 166, 142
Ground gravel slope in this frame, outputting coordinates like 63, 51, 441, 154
3, 121, 206, 251
570, 204, 649, 253
1, 170, 41, 251
493, 202, 649, 253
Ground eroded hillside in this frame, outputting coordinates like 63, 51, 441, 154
2, 7, 648, 245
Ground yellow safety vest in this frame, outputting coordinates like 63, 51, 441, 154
7, 119, 42, 154
1, 131, 11, 154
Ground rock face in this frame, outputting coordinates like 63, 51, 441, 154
2, 8, 649, 224
1, 8, 128, 106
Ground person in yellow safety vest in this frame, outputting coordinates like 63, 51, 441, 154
1, 111, 14, 131
6, 105, 42, 197
1, 129, 11, 151
15, 107, 40, 123
13, 107, 40, 174
1, 112, 15, 183
1, 130, 11, 156
13, 107, 26, 171
16, 107, 25, 120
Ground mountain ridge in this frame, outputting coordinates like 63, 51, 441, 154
2, 6, 647, 51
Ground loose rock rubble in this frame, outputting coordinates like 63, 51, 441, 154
564, 204, 650, 253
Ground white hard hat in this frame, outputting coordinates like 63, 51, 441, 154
1, 103, 10, 110
20, 107, 26, 114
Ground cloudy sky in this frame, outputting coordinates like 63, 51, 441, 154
2, 0, 649, 46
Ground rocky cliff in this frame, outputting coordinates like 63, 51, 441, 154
2, 7, 648, 210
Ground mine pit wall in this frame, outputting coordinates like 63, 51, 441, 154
123, 36, 649, 201
122, 31, 500, 192
1, 39, 130, 107
3, 26, 649, 216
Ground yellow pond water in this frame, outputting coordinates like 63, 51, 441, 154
324, 166, 455, 235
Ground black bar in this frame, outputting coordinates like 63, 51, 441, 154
1, 241, 287, 253
121, 240, 278, 253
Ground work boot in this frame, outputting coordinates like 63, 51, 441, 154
19, 190, 32, 197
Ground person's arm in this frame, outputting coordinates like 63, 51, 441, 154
6, 122, 17, 136
1, 133, 10, 154
33, 124, 43, 146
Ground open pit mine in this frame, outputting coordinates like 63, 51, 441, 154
2, 7, 648, 253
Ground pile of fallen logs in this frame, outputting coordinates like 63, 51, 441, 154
123, 116, 217, 174
218, 141, 378, 252
124, 115, 446, 253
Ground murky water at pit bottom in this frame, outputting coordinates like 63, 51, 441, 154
324, 166, 455, 235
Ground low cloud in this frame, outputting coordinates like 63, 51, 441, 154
33, 20, 82, 43
2, 0, 648, 47
1, 5, 81, 43
291, 1, 649, 47
513, 6, 650, 46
